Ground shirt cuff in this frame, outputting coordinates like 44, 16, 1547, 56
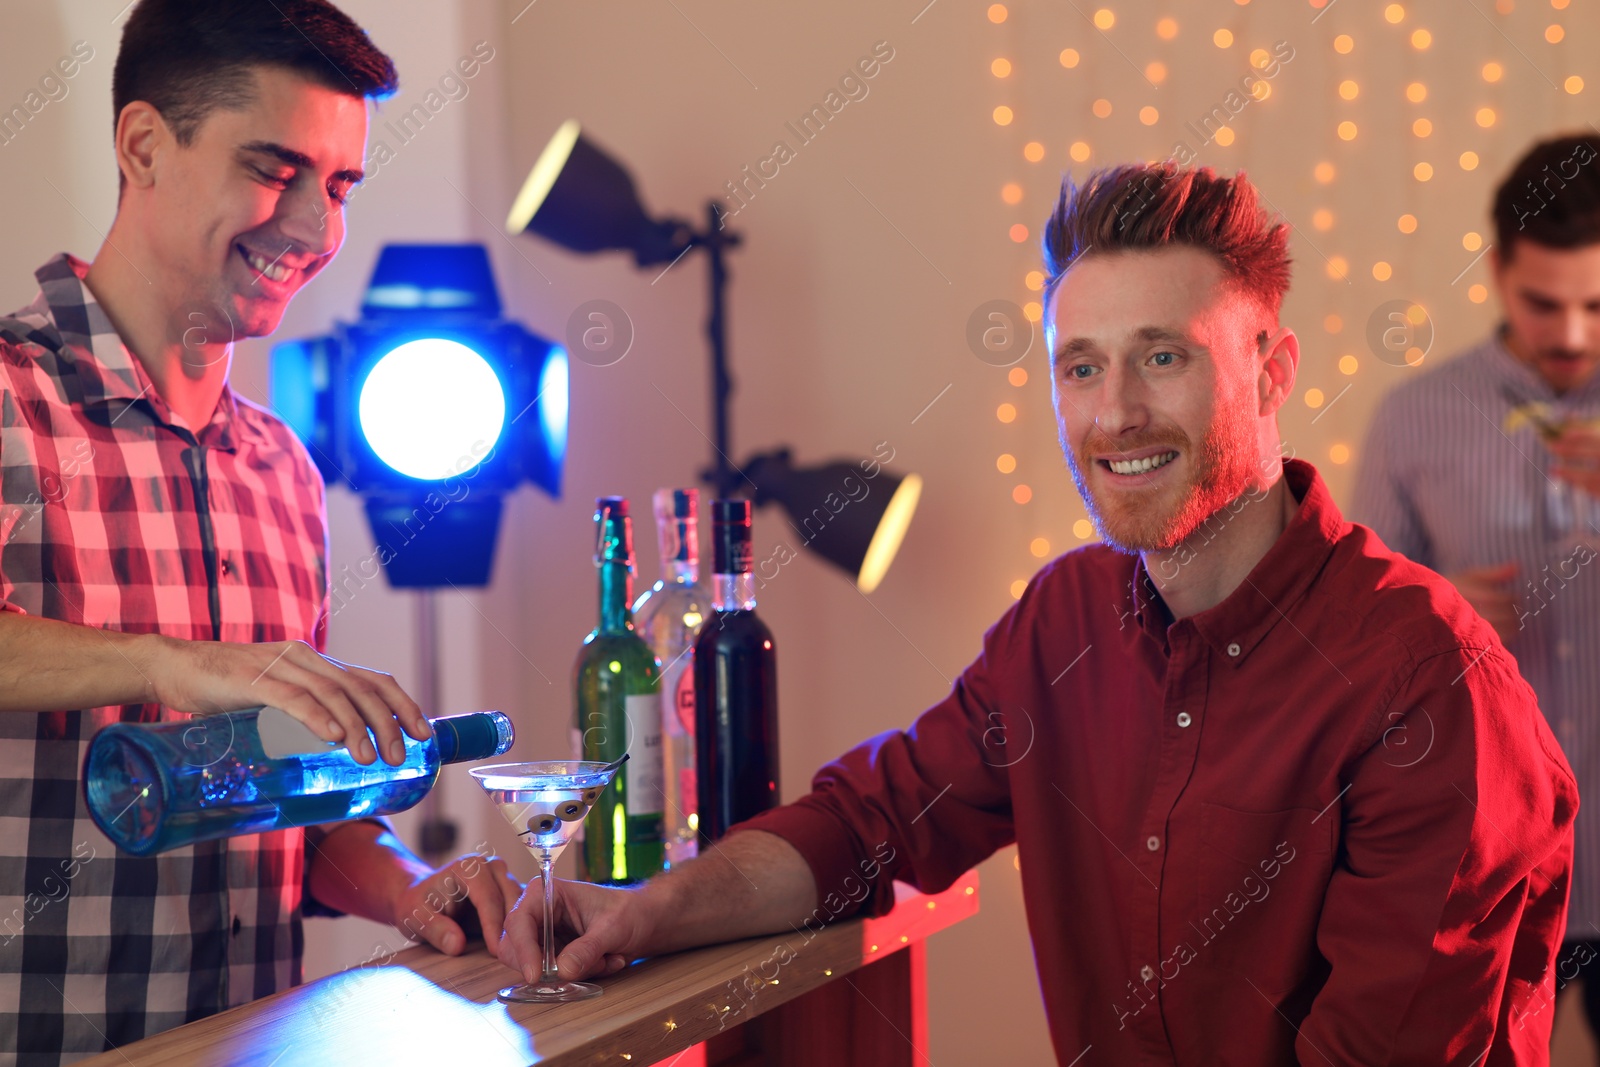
730, 797, 897, 924
301, 816, 397, 919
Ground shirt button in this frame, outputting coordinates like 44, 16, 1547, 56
1176, 712, 1192, 728
1227, 642, 1241, 657
1146, 835, 1160, 851
1140, 965, 1155, 982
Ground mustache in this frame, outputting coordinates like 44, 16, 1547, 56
1077, 427, 1190, 463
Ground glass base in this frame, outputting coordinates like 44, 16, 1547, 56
497, 978, 603, 1003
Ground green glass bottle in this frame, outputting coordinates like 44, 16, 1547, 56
573, 496, 665, 884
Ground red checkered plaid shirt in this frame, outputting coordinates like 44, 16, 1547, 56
0, 253, 345, 1064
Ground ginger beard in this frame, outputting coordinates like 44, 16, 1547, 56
1063, 385, 1263, 554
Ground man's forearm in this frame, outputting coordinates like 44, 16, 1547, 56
640, 830, 819, 955
305, 819, 429, 926
0, 611, 160, 713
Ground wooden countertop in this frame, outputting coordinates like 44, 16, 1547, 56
79, 875, 980, 1067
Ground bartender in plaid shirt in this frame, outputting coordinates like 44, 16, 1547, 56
0, 1, 522, 1062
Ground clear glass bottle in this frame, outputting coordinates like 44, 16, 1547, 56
83, 708, 514, 855
573, 496, 665, 884
632, 488, 709, 868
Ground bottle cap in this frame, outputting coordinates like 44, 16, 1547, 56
711, 498, 754, 575
595, 497, 634, 566
433, 711, 515, 765
653, 488, 699, 566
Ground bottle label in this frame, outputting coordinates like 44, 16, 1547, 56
625, 693, 665, 815
673, 664, 696, 737
258, 707, 340, 759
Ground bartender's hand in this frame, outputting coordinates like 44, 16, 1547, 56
141, 635, 430, 765
499, 878, 650, 983
391, 851, 524, 958
1444, 562, 1519, 643
1547, 421, 1600, 496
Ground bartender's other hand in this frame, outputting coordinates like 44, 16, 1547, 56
1548, 422, 1600, 496
142, 636, 431, 765
1444, 562, 1519, 643
499, 878, 651, 983
392, 852, 523, 958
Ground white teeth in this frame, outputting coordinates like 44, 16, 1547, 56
1107, 451, 1177, 475
243, 248, 293, 283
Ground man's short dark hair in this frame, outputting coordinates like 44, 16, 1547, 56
1041, 161, 1291, 322
1492, 133, 1600, 261
113, 0, 397, 156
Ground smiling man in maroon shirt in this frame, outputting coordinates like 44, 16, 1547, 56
501, 162, 1578, 1064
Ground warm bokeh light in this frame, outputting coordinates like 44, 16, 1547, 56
1330, 443, 1352, 465
1024, 269, 1044, 290
1010, 579, 1027, 599
988, 4, 1007, 23
1460, 150, 1480, 170
997, 453, 1017, 474
1476, 107, 1496, 127
1013, 484, 1032, 504
1339, 355, 1359, 374
1092, 98, 1113, 118
1339, 79, 1360, 100
991, 58, 1012, 78
1146, 61, 1168, 84
1326, 256, 1349, 280
1157, 17, 1179, 39
1414, 161, 1434, 181
1251, 80, 1272, 101
1305, 388, 1326, 408
997, 402, 1017, 423
1398, 214, 1417, 233
1312, 209, 1334, 231
1215, 127, 1236, 146
1405, 304, 1427, 326
1410, 28, 1432, 49
1463, 231, 1483, 251
1093, 7, 1115, 29
1337, 121, 1358, 141
1073, 519, 1093, 539
1334, 34, 1354, 54
1373, 261, 1393, 281
993, 105, 1014, 126
1314, 161, 1336, 183
1001, 182, 1023, 205
1060, 48, 1081, 68
1214, 28, 1234, 47
1567, 76, 1585, 95
1468, 283, 1489, 303
1406, 81, 1427, 102
1324, 313, 1343, 333
1009, 223, 1029, 243
1023, 301, 1042, 322
1070, 141, 1091, 161
1140, 106, 1160, 125
1030, 537, 1051, 558
1483, 61, 1504, 82
1024, 141, 1045, 161
1009, 366, 1028, 386
1384, 4, 1405, 23
1546, 23, 1564, 43
1250, 48, 1270, 67
1413, 118, 1432, 137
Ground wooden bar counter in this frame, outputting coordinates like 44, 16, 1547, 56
79, 875, 979, 1067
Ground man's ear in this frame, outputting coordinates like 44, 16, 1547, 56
1257, 326, 1299, 416
113, 101, 167, 193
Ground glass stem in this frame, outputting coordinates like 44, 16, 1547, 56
541, 850, 559, 985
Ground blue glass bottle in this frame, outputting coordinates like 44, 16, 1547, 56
83, 708, 514, 856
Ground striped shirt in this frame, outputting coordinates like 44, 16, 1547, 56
0, 253, 337, 1065
1354, 325, 1600, 938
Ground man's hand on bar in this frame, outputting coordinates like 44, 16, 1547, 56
499, 830, 822, 983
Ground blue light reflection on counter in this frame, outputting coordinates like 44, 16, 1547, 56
210, 966, 543, 1066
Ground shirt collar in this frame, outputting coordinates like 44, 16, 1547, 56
26, 252, 240, 452
1130, 457, 1343, 664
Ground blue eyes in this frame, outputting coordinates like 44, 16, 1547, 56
1061, 350, 1182, 380
1150, 350, 1178, 366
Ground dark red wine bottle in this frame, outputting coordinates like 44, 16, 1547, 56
693, 499, 779, 846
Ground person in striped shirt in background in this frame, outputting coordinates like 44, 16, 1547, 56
1355, 132, 1600, 1046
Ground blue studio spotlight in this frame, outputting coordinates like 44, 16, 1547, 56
271, 243, 566, 588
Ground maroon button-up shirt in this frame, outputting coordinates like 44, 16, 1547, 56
738, 458, 1577, 1065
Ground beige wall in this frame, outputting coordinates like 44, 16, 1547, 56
3, 0, 1599, 1062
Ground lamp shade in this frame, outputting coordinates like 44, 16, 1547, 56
505, 119, 690, 266
744, 450, 922, 593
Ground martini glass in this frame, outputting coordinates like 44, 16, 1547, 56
471, 758, 625, 1002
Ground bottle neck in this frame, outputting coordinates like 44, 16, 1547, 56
666, 560, 700, 585
712, 572, 757, 611
599, 560, 634, 631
